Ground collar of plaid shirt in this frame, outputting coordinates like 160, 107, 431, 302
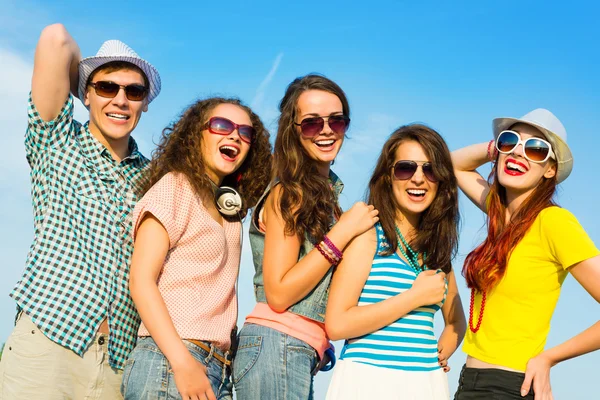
12, 94, 149, 369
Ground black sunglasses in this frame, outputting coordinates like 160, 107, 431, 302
293, 115, 350, 138
88, 81, 148, 101
392, 160, 438, 182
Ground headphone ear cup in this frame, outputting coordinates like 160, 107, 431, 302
215, 186, 242, 216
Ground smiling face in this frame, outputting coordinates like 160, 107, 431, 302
201, 103, 252, 185
391, 140, 439, 220
497, 123, 557, 198
84, 68, 148, 147
295, 90, 345, 171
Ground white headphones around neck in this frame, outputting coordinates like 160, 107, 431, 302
215, 186, 242, 216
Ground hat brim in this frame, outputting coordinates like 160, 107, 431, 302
78, 55, 161, 105
492, 117, 573, 183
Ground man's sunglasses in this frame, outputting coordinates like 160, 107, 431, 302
204, 116, 255, 145
392, 160, 438, 182
88, 81, 148, 101
496, 130, 555, 163
293, 115, 350, 138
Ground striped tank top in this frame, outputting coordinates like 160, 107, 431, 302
339, 223, 446, 371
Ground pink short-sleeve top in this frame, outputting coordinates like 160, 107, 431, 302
133, 172, 240, 350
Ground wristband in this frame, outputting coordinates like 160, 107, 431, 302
487, 140, 497, 162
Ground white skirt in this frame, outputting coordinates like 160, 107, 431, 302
326, 359, 450, 400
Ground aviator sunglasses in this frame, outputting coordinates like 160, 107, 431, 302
204, 117, 255, 144
88, 81, 148, 101
392, 160, 438, 182
496, 130, 555, 163
294, 115, 350, 138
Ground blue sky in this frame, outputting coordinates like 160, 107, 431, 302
1, 0, 599, 398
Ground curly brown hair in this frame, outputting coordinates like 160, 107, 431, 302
367, 124, 460, 273
273, 74, 349, 242
143, 97, 272, 219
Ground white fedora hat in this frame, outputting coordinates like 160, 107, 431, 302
78, 40, 161, 104
493, 108, 573, 183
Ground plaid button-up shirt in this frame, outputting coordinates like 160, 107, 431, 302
10, 94, 149, 369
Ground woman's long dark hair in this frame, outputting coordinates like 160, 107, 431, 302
143, 97, 272, 219
367, 124, 460, 273
273, 74, 349, 241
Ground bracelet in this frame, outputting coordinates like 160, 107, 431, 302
323, 241, 341, 265
316, 242, 337, 265
487, 140, 497, 162
323, 235, 343, 260
322, 243, 338, 263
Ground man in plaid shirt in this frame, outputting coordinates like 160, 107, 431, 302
0, 24, 161, 398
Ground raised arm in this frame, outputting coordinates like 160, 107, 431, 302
451, 142, 492, 212
325, 228, 447, 341
262, 185, 378, 312
31, 24, 81, 122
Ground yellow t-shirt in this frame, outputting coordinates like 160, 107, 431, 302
463, 206, 599, 371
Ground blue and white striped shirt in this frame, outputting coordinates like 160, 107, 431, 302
340, 223, 445, 371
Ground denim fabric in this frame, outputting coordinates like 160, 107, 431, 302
250, 172, 344, 323
121, 337, 232, 400
233, 323, 319, 400
454, 365, 534, 400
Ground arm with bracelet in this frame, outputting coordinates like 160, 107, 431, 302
263, 185, 378, 312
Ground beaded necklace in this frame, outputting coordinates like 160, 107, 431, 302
394, 225, 425, 275
468, 289, 486, 333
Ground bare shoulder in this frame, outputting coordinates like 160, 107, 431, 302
344, 227, 378, 259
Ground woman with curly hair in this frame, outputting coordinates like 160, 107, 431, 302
453, 109, 600, 399
120, 97, 272, 400
325, 125, 465, 400
232, 74, 379, 399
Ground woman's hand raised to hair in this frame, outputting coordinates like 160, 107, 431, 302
411, 270, 446, 307
336, 202, 379, 240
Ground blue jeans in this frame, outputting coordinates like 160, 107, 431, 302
121, 337, 233, 400
233, 323, 318, 400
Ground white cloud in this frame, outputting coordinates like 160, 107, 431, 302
251, 52, 284, 110
0, 48, 34, 185
0, 47, 88, 180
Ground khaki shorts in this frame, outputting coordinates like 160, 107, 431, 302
0, 313, 122, 400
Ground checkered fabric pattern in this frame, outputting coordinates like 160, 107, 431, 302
10, 94, 149, 369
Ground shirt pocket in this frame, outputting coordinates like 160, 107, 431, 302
75, 173, 112, 203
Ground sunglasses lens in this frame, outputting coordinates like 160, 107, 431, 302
328, 116, 350, 135
209, 117, 234, 135
393, 161, 418, 180
496, 131, 519, 153
125, 85, 148, 101
422, 163, 438, 182
524, 139, 550, 162
238, 126, 256, 144
300, 117, 324, 137
94, 81, 120, 98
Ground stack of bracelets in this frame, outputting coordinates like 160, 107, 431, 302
315, 235, 343, 266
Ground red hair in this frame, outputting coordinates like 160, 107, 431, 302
462, 164, 558, 292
